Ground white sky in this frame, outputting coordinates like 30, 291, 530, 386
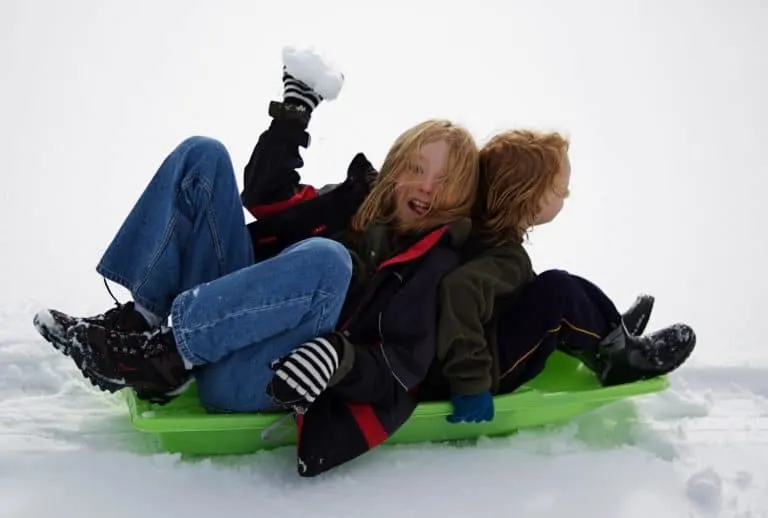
1, 0, 766, 365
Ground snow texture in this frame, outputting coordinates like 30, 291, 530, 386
2, 317, 768, 518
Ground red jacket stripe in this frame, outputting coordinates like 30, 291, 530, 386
247, 185, 318, 220
346, 402, 389, 448
377, 227, 448, 270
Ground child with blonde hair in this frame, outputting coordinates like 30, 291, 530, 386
34, 47, 480, 476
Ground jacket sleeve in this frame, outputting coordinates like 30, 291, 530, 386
241, 101, 318, 218
436, 244, 533, 395
246, 154, 377, 262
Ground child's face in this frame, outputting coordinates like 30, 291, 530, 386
534, 153, 571, 226
393, 140, 449, 228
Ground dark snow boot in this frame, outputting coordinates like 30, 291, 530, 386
66, 323, 191, 404
33, 301, 151, 359
581, 322, 696, 386
621, 294, 655, 336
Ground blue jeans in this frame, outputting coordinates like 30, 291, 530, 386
97, 136, 255, 315
96, 136, 353, 412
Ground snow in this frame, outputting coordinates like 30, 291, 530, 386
2, 0, 767, 517
2, 318, 768, 516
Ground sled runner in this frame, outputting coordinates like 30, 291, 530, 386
125, 350, 668, 455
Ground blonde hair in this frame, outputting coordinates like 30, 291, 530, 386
351, 119, 479, 234
476, 129, 570, 244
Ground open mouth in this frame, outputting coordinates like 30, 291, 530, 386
408, 199, 431, 216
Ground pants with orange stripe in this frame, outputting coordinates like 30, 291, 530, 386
495, 269, 620, 394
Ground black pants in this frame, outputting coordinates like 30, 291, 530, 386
495, 269, 621, 394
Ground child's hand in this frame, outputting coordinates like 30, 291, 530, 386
447, 391, 494, 423
267, 334, 343, 411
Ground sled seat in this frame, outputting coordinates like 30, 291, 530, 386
125, 350, 668, 455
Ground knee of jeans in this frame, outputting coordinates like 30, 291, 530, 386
177, 136, 230, 163
303, 237, 353, 283
534, 269, 573, 291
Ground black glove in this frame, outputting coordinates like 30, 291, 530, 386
342, 153, 378, 192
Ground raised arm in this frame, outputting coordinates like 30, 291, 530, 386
240, 101, 317, 216
241, 47, 377, 261
241, 46, 344, 217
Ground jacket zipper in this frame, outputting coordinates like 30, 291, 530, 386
377, 312, 408, 390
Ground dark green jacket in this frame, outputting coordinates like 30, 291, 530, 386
436, 236, 535, 395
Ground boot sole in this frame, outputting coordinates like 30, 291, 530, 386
626, 295, 656, 336
35, 314, 156, 399
601, 333, 697, 386
81, 365, 188, 405
33, 312, 75, 356
634, 295, 655, 336
650, 325, 698, 378
33, 313, 117, 395
34, 312, 181, 404
657, 336, 696, 377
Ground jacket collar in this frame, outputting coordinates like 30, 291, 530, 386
373, 217, 472, 270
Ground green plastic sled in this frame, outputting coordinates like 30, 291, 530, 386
125, 351, 668, 456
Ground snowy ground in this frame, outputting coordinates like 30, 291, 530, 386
3, 0, 768, 517
2, 303, 768, 517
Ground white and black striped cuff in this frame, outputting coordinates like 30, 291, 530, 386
274, 337, 340, 403
283, 69, 322, 112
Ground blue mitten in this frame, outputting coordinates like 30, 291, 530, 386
447, 391, 495, 423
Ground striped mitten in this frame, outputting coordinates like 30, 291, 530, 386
281, 45, 344, 114
268, 335, 342, 409
282, 68, 322, 113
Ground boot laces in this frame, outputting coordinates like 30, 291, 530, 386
101, 278, 136, 326
142, 329, 171, 358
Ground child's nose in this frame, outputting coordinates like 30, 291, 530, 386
418, 176, 436, 195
